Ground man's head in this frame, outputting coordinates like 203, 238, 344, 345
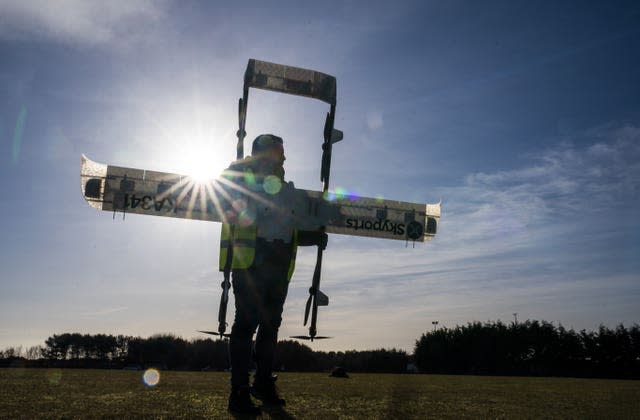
251, 134, 285, 166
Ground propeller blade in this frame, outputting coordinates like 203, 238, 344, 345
197, 330, 231, 338
290, 335, 332, 341
303, 293, 313, 326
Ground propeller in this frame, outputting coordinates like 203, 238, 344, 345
304, 287, 329, 326
304, 288, 314, 326
198, 330, 231, 338
293, 104, 339, 341
292, 237, 331, 341
207, 92, 248, 341
290, 335, 332, 341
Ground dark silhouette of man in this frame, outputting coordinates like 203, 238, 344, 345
220, 134, 326, 414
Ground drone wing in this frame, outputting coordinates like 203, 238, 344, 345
81, 155, 439, 241
81, 154, 229, 222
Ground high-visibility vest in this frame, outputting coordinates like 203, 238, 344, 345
218, 159, 298, 280
219, 224, 299, 281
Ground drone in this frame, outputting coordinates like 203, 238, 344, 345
81, 59, 440, 341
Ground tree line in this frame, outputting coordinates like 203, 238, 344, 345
414, 321, 640, 378
0, 333, 408, 373
2, 321, 639, 378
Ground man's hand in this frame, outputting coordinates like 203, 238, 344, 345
297, 230, 328, 248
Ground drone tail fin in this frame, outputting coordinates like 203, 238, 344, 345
317, 290, 329, 306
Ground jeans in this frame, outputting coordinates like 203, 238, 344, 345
229, 245, 291, 388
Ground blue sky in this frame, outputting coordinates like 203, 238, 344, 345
1, 1, 639, 352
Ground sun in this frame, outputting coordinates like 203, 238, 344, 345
173, 145, 229, 184
186, 153, 220, 183
145, 109, 237, 184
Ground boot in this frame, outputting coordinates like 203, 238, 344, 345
250, 377, 285, 406
228, 386, 261, 415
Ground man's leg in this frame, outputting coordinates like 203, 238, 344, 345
228, 269, 261, 413
252, 264, 289, 405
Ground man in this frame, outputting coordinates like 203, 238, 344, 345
220, 134, 326, 414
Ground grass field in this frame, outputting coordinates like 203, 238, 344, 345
1, 368, 639, 418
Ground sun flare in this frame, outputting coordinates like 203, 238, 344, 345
174, 148, 227, 184
150, 110, 237, 185
187, 159, 219, 183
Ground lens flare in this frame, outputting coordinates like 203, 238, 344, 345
325, 187, 359, 202
169, 149, 219, 185
263, 175, 282, 195
238, 208, 256, 226
142, 368, 160, 387
47, 369, 62, 385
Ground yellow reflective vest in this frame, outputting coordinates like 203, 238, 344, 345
218, 159, 298, 281
219, 224, 299, 281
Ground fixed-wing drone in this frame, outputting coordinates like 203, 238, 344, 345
80, 59, 440, 341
